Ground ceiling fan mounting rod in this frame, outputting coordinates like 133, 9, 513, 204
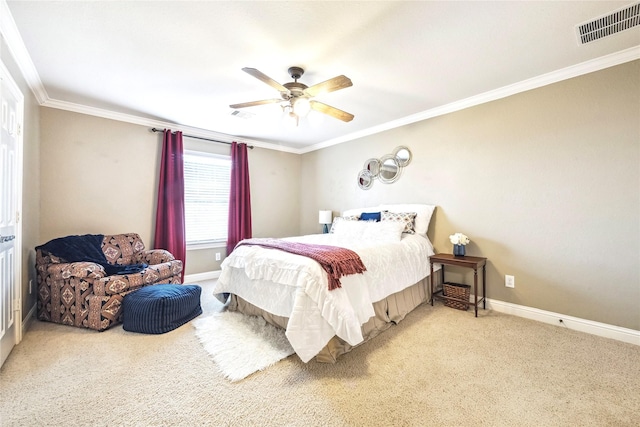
288, 66, 304, 81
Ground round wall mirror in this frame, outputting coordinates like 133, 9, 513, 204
363, 158, 381, 178
393, 146, 412, 167
357, 169, 373, 190
378, 154, 401, 184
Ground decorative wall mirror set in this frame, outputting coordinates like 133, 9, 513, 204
357, 146, 412, 190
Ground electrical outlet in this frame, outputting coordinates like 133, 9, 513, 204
505, 275, 515, 288
215, 252, 221, 261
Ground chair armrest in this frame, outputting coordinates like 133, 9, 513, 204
136, 249, 176, 265
93, 259, 182, 295
146, 259, 183, 277
40, 262, 106, 281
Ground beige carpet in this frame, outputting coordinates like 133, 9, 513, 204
1, 280, 639, 427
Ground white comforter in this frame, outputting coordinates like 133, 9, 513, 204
213, 233, 435, 362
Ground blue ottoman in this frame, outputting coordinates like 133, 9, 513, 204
122, 284, 202, 334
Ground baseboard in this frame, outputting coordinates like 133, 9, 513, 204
486, 298, 640, 346
21, 303, 37, 337
181, 274, 639, 346
184, 270, 221, 283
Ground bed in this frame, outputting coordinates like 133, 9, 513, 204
212, 203, 440, 363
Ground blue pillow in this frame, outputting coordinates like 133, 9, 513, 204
360, 212, 381, 222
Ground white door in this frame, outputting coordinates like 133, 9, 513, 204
0, 62, 24, 368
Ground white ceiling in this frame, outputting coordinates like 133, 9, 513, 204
4, 1, 640, 152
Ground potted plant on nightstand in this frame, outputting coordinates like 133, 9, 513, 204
449, 232, 470, 257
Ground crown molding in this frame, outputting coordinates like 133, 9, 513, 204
299, 46, 640, 154
1, 0, 297, 154
41, 97, 293, 152
0, 0, 48, 104
43, 44, 640, 156
3, 0, 638, 155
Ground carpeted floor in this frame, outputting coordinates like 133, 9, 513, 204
1, 280, 638, 426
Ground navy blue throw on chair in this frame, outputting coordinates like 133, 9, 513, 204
122, 284, 202, 334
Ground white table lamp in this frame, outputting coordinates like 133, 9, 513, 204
318, 210, 333, 234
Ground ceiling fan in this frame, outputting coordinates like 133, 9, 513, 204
230, 67, 354, 125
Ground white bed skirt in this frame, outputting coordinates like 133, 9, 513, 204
228, 274, 442, 363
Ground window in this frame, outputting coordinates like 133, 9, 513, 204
183, 151, 231, 246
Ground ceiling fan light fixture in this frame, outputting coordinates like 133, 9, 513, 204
282, 105, 299, 127
292, 97, 311, 117
233, 66, 354, 124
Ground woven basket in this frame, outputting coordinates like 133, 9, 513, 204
443, 282, 471, 311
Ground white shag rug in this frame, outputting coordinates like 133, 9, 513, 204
193, 310, 295, 382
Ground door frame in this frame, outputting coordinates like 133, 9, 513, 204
1, 59, 24, 362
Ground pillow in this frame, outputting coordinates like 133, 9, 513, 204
380, 210, 417, 234
359, 212, 381, 222
341, 204, 437, 235
328, 215, 359, 234
330, 220, 369, 239
342, 206, 378, 218
331, 219, 404, 243
378, 204, 436, 235
361, 221, 405, 243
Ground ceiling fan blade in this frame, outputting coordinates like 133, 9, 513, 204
229, 99, 282, 109
304, 75, 353, 97
242, 67, 289, 93
310, 100, 354, 122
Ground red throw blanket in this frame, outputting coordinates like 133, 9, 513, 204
236, 238, 367, 291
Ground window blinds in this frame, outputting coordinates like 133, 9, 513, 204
183, 152, 231, 244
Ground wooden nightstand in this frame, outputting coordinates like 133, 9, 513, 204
430, 253, 487, 317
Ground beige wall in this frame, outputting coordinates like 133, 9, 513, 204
9, 38, 638, 332
300, 60, 640, 330
40, 110, 160, 242
2, 35, 41, 320
38, 109, 301, 275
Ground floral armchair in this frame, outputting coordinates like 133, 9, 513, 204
36, 233, 183, 331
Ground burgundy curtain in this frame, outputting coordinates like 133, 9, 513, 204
154, 129, 186, 282
226, 141, 252, 254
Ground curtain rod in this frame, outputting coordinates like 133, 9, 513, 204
151, 128, 254, 149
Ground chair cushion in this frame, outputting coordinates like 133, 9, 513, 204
122, 284, 202, 334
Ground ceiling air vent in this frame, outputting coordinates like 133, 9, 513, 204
230, 110, 255, 119
576, 2, 640, 44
